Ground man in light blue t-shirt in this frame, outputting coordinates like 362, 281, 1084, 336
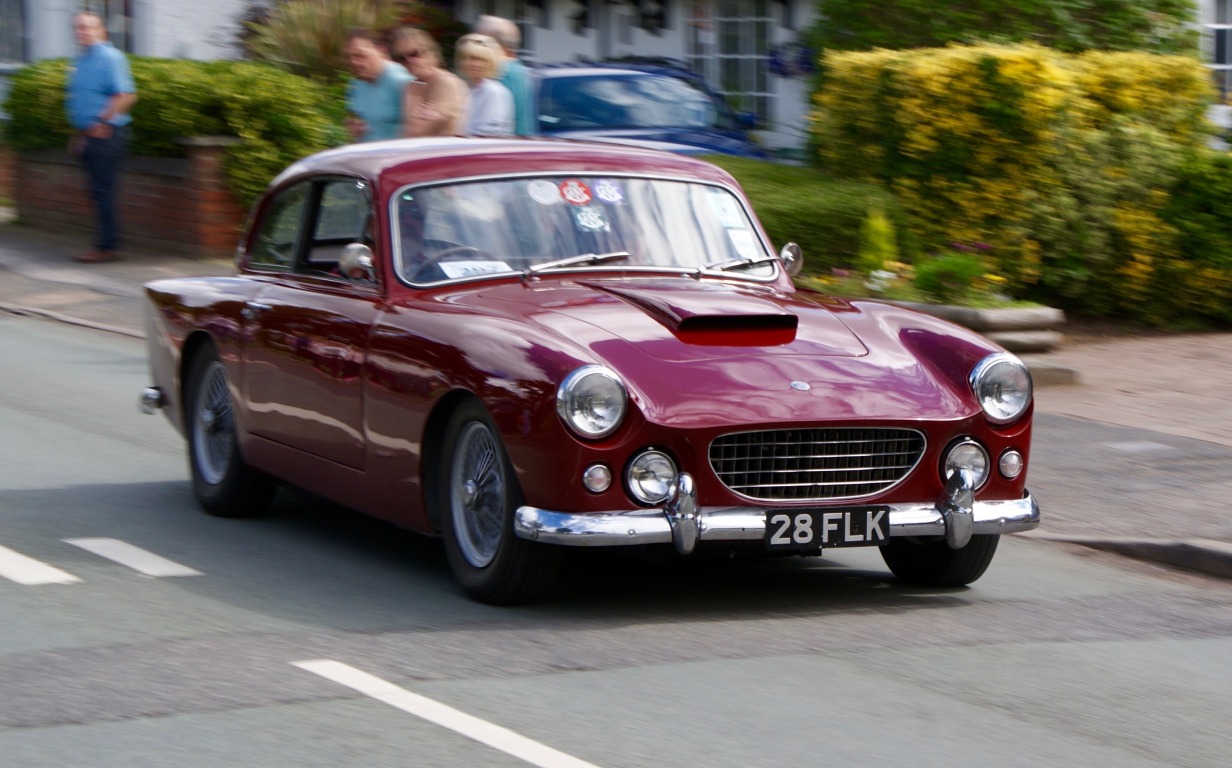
344, 30, 413, 142
65, 11, 136, 262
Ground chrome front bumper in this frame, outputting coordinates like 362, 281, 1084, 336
514, 470, 1038, 555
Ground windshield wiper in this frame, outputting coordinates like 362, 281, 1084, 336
528, 251, 630, 273
704, 255, 780, 272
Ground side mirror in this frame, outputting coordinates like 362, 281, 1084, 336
339, 242, 377, 283
779, 242, 803, 277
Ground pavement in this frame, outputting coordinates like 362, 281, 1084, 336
2, 216, 1231, 580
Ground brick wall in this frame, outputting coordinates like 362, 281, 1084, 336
0, 141, 15, 204
13, 137, 246, 258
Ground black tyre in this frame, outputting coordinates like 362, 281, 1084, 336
185, 346, 276, 517
438, 400, 561, 605
879, 534, 1000, 587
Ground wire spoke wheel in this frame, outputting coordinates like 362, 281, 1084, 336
191, 360, 235, 486
185, 345, 275, 517
449, 421, 506, 568
438, 400, 561, 604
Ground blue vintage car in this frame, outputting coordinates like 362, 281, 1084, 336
533, 60, 767, 158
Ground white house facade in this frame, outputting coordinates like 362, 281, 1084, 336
2, 0, 1229, 148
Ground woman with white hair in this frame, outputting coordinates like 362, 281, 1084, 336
455, 33, 514, 136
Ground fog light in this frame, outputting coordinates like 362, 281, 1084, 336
943, 438, 990, 489
582, 464, 612, 493
999, 449, 1024, 479
627, 450, 677, 505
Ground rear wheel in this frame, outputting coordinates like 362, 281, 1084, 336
880, 534, 1000, 587
438, 400, 560, 604
185, 346, 276, 517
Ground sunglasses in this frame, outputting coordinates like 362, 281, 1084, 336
396, 50, 422, 62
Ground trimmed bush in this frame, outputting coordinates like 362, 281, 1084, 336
3, 57, 345, 206
811, 43, 1228, 327
706, 154, 915, 277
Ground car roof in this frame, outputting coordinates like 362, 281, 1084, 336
270, 136, 741, 192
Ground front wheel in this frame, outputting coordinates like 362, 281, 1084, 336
438, 400, 560, 604
185, 346, 276, 517
880, 534, 1000, 587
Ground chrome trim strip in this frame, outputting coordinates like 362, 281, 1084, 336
514, 491, 1039, 549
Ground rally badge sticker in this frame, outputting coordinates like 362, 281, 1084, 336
594, 179, 624, 205
560, 179, 592, 205
573, 206, 610, 232
527, 180, 561, 205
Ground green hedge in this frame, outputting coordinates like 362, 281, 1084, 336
3, 57, 345, 206
812, 43, 1230, 327
706, 155, 914, 277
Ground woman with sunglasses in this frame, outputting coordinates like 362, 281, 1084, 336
455, 34, 513, 136
392, 28, 467, 137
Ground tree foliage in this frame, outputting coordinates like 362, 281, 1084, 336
810, 0, 1198, 56
243, 0, 402, 83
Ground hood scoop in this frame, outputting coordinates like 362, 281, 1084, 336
584, 279, 799, 346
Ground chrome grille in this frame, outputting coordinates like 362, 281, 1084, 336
708, 428, 926, 501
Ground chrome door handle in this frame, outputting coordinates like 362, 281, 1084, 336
242, 301, 272, 320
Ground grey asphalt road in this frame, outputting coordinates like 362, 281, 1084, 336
2, 316, 1231, 768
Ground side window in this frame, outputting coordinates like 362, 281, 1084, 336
302, 179, 373, 274
249, 183, 310, 269
314, 180, 368, 241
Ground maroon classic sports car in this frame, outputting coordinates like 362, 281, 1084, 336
140, 137, 1038, 604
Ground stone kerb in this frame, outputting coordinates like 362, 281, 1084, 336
13, 135, 246, 258
891, 301, 1067, 354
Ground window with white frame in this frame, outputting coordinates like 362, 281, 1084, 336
685, 0, 773, 123
1209, 0, 1232, 101
474, 0, 537, 61
1, 0, 23, 63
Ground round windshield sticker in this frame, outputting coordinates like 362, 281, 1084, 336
573, 206, 609, 232
560, 179, 592, 205
594, 179, 624, 205
527, 179, 560, 205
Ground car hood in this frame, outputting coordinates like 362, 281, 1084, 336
457, 277, 977, 426
548, 128, 764, 158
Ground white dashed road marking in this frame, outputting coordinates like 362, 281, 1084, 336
1105, 441, 1175, 453
63, 537, 203, 577
292, 659, 601, 768
0, 543, 81, 585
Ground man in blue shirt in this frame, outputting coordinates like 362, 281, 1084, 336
344, 29, 413, 142
473, 16, 534, 136
65, 11, 136, 263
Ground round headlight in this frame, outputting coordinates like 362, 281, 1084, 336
943, 438, 990, 489
556, 365, 627, 439
970, 353, 1032, 424
626, 450, 677, 505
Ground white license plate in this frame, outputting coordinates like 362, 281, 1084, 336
765, 507, 890, 550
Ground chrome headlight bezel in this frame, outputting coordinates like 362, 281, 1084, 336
969, 352, 1033, 425
556, 365, 627, 439
625, 449, 678, 505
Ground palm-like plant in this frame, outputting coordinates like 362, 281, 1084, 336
244, 0, 402, 83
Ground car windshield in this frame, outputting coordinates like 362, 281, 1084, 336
393, 175, 773, 285
538, 73, 737, 132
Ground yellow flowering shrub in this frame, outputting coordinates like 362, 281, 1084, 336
812, 43, 1229, 326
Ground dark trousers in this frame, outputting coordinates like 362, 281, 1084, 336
80, 125, 129, 252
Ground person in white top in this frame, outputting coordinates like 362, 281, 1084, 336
455, 34, 513, 136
